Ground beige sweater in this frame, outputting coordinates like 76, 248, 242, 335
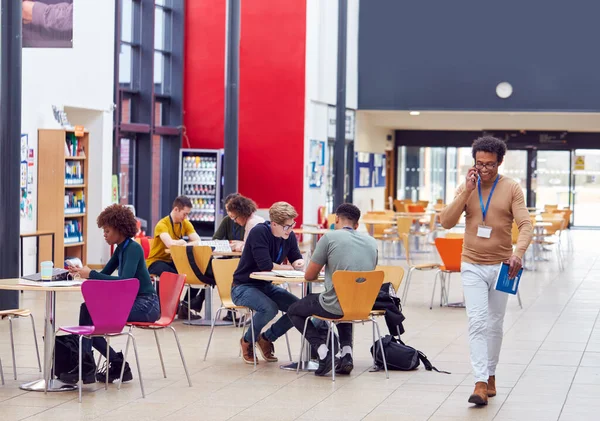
440, 176, 533, 265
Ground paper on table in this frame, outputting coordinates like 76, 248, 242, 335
272, 270, 307, 278
19, 279, 84, 288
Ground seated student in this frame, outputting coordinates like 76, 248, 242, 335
66, 204, 160, 384
145, 195, 206, 319
231, 201, 304, 364
288, 203, 378, 376
225, 195, 265, 252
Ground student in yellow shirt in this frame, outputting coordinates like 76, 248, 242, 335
146, 196, 205, 318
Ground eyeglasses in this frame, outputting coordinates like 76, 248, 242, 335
278, 221, 296, 232
475, 162, 498, 170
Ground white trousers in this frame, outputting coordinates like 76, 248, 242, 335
461, 262, 509, 384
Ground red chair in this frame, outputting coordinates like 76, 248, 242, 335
125, 272, 192, 387
431, 238, 463, 309
56, 278, 143, 402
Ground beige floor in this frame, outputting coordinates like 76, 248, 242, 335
0, 231, 598, 421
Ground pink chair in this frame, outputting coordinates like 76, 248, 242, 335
126, 272, 192, 387
56, 278, 144, 402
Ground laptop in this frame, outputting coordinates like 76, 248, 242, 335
22, 268, 70, 282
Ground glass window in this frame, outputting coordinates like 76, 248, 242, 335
154, 7, 165, 51
121, 0, 133, 43
535, 151, 570, 210
119, 44, 132, 85
154, 51, 164, 85
118, 138, 136, 206
573, 149, 600, 226
499, 150, 528, 202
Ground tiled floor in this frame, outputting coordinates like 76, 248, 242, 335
1, 231, 599, 420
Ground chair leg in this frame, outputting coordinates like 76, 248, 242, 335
373, 320, 389, 379
0, 356, 4, 385
204, 307, 223, 361
8, 317, 16, 380
78, 335, 83, 403
105, 337, 110, 391
188, 285, 192, 322
239, 311, 247, 357
128, 333, 145, 398
430, 271, 439, 310
154, 330, 167, 378
28, 314, 42, 372
402, 268, 415, 304
329, 322, 335, 382
168, 326, 192, 387
250, 310, 257, 369
371, 319, 377, 368
296, 317, 310, 375
117, 327, 132, 391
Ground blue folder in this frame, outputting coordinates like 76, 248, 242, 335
494, 262, 523, 295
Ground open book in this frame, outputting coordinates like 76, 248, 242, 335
271, 270, 307, 278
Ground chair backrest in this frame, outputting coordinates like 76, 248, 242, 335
407, 205, 425, 213
134, 237, 152, 259
401, 233, 413, 266
327, 214, 336, 229
375, 265, 405, 293
544, 204, 558, 212
445, 232, 464, 239
416, 200, 429, 209
364, 213, 393, 236
157, 272, 187, 323
81, 279, 139, 335
170, 245, 213, 285
211, 258, 240, 307
332, 270, 385, 320
396, 217, 413, 237
434, 238, 463, 272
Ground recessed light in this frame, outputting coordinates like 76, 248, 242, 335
409, 111, 421, 116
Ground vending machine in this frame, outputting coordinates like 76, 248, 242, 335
178, 148, 224, 238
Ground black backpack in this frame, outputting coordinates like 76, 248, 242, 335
53, 334, 95, 378
370, 335, 450, 374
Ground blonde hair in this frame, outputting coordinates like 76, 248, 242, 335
269, 202, 298, 225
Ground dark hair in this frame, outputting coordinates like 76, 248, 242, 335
472, 136, 507, 164
173, 195, 193, 210
335, 203, 361, 224
224, 192, 240, 205
226, 195, 257, 218
96, 204, 138, 238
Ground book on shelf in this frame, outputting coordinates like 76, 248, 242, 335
65, 161, 84, 184
64, 191, 86, 213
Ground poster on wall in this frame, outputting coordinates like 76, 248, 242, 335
20, 134, 34, 221
23, 0, 74, 48
309, 139, 325, 188
373, 154, 386, 187
354, 152, 373, 188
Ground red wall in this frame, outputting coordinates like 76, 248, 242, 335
184, 1, 306, 223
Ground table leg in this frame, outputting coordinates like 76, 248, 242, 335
184, 287, 233, 327
20, 291, 76, 392
280, 280, 319, 372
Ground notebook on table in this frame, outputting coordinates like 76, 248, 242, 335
272, 270, 307, 278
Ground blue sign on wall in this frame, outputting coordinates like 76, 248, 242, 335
354, 152, 373, 188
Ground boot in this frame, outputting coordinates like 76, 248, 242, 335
96, 352, 133, 383
177, 301, 201, 320
468, 382, 488, 406
190, 288, 206, 312
240, 338, 257, 365
487, 375, 496, 397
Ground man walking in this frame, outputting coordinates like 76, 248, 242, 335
440, 136, 532, 405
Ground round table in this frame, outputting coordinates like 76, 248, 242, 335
249, 272, 323, 371
0, 278, 82, 393
361, 219, 396, 237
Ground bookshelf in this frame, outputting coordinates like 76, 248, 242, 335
38, 129, 89, 266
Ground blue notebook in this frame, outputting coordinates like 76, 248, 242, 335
494, 262, 523, 295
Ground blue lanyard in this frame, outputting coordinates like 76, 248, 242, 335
118, 238, 131, 277
478, 176, 500, 224
275, 244, 283, 263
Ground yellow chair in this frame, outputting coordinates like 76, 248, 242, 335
326, 214, 336, 229
296, 270, 389, 381
416, 200, 429, 209
371, 265, 405, 337
0, 309, 41, 383
170, 245, 213, 322
544, 204, 558, 212
401, 233, 441, 304
203, 258, 257, 368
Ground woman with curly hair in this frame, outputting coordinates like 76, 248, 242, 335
65, 204, 159, 385
226, 195, 265, 251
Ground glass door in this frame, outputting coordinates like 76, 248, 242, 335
573, 149, 600, 226
499, 150, 528, 203
534, 151, 571, 210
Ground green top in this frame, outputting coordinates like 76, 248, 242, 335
212, 215, 245, 241
89, 239, 156, 296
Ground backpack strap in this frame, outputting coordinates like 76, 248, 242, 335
417, 350, 451, 374
185, 246, 213, 285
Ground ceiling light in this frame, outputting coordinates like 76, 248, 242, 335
409, 111, 421, 116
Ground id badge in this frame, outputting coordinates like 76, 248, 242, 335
477, 225, 492, 239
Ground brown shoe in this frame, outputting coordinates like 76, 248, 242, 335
487, 375, 496, 397
468, 382, 488, 406
256, 334, 278, 362
240, 338, 257, 365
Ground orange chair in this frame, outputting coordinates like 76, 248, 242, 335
126, 272, 192, 387
407, 205, 425, 213
431, 238, 463, 309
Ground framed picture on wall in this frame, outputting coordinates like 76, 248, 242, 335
309, 139, 325, 188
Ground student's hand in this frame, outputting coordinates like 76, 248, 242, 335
505, 255, 522, 279
292, 260, 305, 271
230, 241, 244, 251
174, 239, 187, 246
466, 167, 479, 191
278, 264, 294, 271
22, 1, 34, 24
71, 266, 91, 279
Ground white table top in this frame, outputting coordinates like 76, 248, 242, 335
249, 272, 324, 284
0, 278, 82, 292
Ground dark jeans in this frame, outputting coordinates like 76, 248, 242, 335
231, 282, 299, 343
79, 294, 160, 360
288, 293, 352, 351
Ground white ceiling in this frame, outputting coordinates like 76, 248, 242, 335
361, 110, 600, 132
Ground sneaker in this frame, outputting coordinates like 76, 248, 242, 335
223, 312, 234, 322
256, 334, 278, 362
335, 353, 354, 375
95, 352, 133, 383
315, 350, 338, 377
240, 338, 257, 365
177, 301, 201, 320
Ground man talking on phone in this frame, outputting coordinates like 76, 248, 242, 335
440, 136, 532, 406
